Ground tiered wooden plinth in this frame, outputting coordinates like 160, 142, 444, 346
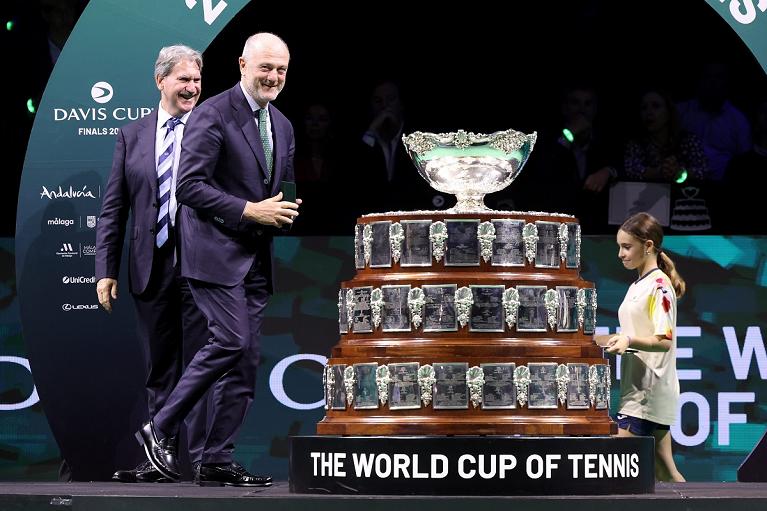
317, 211, 616, 436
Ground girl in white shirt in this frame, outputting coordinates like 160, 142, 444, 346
598, 212, 686, 482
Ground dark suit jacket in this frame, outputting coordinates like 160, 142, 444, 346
96, 112, 162, 295
176, 84, 295, 291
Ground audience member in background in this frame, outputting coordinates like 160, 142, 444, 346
354, 79, 435, 215
725, 98, 767, 183
624, 89, 708, 182
677, 61, 751, 181
295, 103, 338, 185
517, 82, 620, 233
719, 98, 767, 229
293, 102, 348, 233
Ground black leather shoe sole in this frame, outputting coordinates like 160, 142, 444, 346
112, 469, 172, 483
112, 470, 138, 483
197, 478, 272, 487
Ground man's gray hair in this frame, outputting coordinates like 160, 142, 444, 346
154, 45, 203, 79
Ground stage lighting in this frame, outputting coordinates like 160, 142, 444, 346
675, 169, 688, 184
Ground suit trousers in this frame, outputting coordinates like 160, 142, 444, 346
131, 233, 210, 463
153, 255, 269, 464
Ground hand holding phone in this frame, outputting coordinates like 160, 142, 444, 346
280, 181, 297, 203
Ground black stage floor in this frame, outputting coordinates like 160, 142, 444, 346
1, 482, 766, 511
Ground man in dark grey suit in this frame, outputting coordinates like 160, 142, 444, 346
136, 33, 300, 487
96, 46, 209, 482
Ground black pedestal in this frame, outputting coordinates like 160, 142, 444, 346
289, 436, 655, 495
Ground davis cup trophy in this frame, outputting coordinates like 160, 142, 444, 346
402, 128, 536, 212
289, 128, 654, 496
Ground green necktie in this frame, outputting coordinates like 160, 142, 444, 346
257, 108, 273, 183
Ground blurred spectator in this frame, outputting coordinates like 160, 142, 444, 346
677, 61, 751, 181
39, 0, 81, 66
725, 98, 767, 181
295, 102, 339, 184
515, 82, 621, 233
353, 79, 435, 215
624, 89, 708, 182
717, 98, 767, 229
292, 102, 350, 234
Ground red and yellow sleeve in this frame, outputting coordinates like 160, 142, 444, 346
648, 278, 674, 340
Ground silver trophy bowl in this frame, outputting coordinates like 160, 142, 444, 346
402, 128, 537, 212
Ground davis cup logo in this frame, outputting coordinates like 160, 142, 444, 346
91, 81, 113, 104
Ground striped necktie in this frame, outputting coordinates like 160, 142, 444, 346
155, 116, 182, 248
256, 108, 273, 183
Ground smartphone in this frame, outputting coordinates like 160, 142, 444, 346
280, 181, 297, 203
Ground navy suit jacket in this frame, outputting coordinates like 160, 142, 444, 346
96, 111, 163, 295
176, 84, 295, 290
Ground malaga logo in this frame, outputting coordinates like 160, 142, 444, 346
91, 81, 113, 104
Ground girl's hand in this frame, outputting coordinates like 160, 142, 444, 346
606, 335, 631, 354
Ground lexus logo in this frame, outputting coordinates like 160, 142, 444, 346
62, 303, 99, 311
90, 81, 113, 104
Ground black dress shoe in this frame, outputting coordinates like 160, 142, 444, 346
197, 462, 272, 487
112, 460, 170, 483
135, 421, 180, 481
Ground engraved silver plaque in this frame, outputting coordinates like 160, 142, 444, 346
338, 289, 348, 334
528, 362, 558, 409
354, 224, 365, 269
516, 285, 547, 332
583, 288, 597, 335
370, 221, 392, 268
433, 362, 469, 410
388, 362, 421, 410
566, 363, 590, 409
381, 285, 411, 332
352, 286, 374, 333
557, 286, 579, 332
400, 220, 432, 267
491, 219, 525, 266
565, 223, 580, 268
535, 221, 561, 269
422, 284, 458, 332
481, 363, 517, 409
353, 363, 379, 409
594, 364, 609, 410
469, 285, 505, 332
445, 219, 480, 266
330, 365, 347, 410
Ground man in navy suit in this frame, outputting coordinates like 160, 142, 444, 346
137, 33, 300, 487
96, 46, 210, 482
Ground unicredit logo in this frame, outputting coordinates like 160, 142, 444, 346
91, 81, 113, 104
62, 303, 99, 311
62, 276, 96, 284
